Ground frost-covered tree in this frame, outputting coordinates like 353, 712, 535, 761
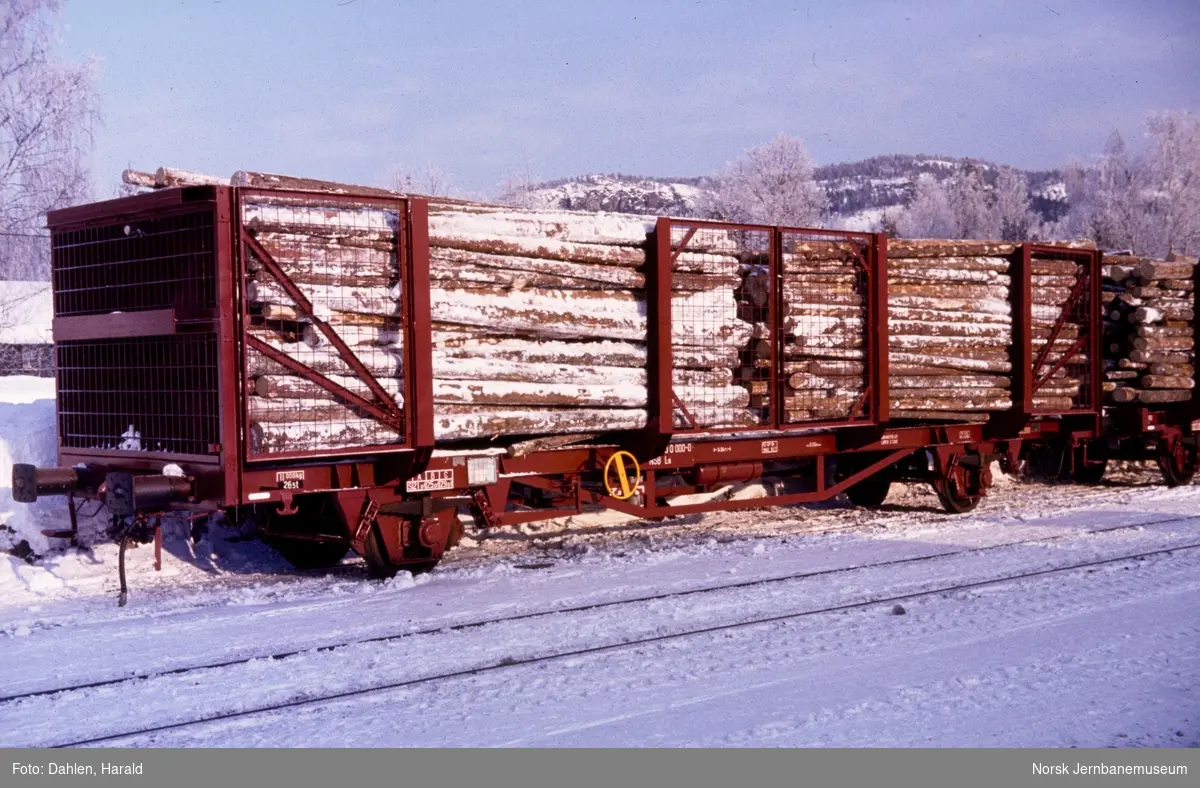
0, 0, 98, 280
876, 209, 901, 237
994, 167, 1035, 241
896, 174, 955, 238
1143, 110, 1200, 256
947, 165, 999, 239
1051, 159, 1098, 242
1087, 131, 1145, 252
702, 134, 827, 226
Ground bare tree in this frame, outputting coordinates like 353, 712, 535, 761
1143, 110, 1200, 256
496, 156, 543, 209
0, 281, 52, 375
994, 167, 1035, 241
386, 163, 456, 198
0, 0, 98, 280
896, 174, 955, 238
701, 134, 827, 226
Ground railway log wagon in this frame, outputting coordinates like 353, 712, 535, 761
11, 177, 1199, 584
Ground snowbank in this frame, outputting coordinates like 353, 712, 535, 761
0, 373, 339, 602
0, 376, 60, 558
0, 375, 127, 599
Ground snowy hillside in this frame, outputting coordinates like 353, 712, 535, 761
517, 173, 711, 216
517, 155, 1068, 230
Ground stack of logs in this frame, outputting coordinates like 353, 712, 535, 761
734, 257, 774, 421
123, 168, 1116, 444
778, 240, 869, 423
1102, 256, 1196, 406
425, 204, 754, 438
241, 193, 411, 453
732, 239, 871, 425
884, 241, 1016, 420
207, 169, 758, 452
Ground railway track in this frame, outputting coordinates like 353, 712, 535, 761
2, 513, 1190, 748
14, 532, 1197, 746
4, 511, 1196, 708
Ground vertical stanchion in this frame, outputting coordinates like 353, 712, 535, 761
407, 199, 435, 450
872, 232, 890, 423
1014, 244, 1033, 417
650, 218, 675, 442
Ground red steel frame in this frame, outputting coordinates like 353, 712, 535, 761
233, 188, 434, 466
461, 422, 988, 527
1026, 244, 1102, 418
991, 243, 1103, 448
651, 218, 886, 435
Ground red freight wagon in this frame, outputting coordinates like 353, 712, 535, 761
12, 182, 1199, 590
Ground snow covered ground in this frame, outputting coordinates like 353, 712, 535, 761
1, 466, 1198, 748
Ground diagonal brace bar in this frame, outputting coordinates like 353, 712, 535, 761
243, 230, 403, 423
672, 394, 697, 430
1033, 334, 1088, 393
244, 335, 402, 428
1031, 271, 1088, 380
669, 227, 698, 268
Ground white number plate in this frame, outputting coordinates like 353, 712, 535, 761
406, 469, 456, 493
276, 470, 305, 490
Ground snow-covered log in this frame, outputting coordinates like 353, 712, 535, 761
247, 281, 399, 315
430, 247, 644, 288
155, 166, 226, 187
122, 169, 157, 188
254, 374, 403, 401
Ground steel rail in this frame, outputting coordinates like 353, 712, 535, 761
5, 511, 1194, 707
50, 538, 1200, 748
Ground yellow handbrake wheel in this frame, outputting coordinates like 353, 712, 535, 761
603, 451, 642, 500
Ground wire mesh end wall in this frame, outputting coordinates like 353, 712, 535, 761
665, 223, 771, 431
49, 200, 223, 461
238, 190, 412, 460
57, 335, 220, 456
52, 209, 216, 317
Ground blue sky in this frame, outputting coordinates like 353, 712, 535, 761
60, 0, 1200, 198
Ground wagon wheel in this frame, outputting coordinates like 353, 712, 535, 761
265, 537, 350, 570
845, 476, 892, 508
362, 508, 463, 579
256, 499, 349, 569
1072, 456, 1108, 485
1156, 436, 1197, 488
933, 464, 983, 514
933, 480, 980, 514
837, 456, 893, 509
1018, 442, 1068, 483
